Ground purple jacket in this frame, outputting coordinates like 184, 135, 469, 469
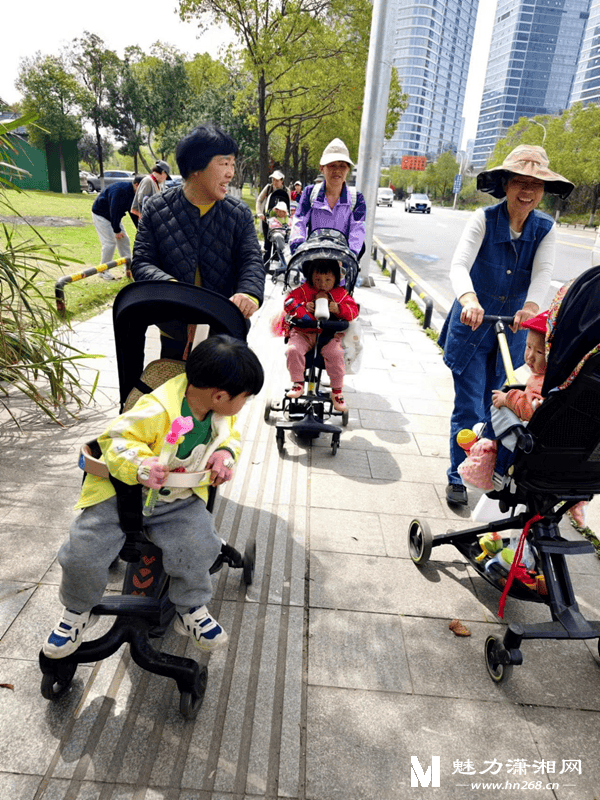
289, 182, 366, 256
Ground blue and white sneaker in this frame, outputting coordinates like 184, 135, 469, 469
43, 608, 98, 659
174, 605, 228, 652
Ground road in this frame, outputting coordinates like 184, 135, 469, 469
372, 202, 596, 319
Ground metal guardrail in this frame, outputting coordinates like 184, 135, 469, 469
372, 236, 448, 331
55, 258, 131, 316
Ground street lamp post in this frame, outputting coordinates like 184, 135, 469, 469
452, 150, 466, 210
527, 118, 547, 144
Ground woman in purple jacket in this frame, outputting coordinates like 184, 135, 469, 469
289, 139, 366, 258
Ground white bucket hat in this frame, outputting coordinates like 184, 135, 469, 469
319, 138, 355, 167
273, 201, 288, 213
269, 170, 285, 180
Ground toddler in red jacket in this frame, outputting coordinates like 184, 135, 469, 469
284, 259, 359, 412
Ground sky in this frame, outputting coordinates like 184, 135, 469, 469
2, 0, 496, 151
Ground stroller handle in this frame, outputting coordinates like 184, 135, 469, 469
481, 315, 516, 326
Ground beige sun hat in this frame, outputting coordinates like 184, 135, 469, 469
319, 138, 355, 167
477, 145, 574, 200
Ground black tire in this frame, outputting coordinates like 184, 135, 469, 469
426, 209, 431, 214
331, 437, 339, 456
87, 181, 95, 192
179, 666, 208, 720
408, 519, 433, 565
40, 661, 77, 700
264, 399, 272, 422
276, 429, 285, 453
243, 538, 256, 585
341, 410, 349, 427
484, 635, 513, 683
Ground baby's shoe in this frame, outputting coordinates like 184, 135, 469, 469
43, 608, 99, 659
331, 390, 347, 412
286, 382, 303, 399
174, 605, 229, 652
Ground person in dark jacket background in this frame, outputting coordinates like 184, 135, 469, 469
131, 125, 265, 358
91, 176, 142, 280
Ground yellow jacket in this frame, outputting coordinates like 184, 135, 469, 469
76, 373, 241, 509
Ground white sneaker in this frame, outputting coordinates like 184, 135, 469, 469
174, 605, 229, 652
43, 608, 99, 659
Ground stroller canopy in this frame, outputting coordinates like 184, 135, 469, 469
542, 265, 600, 396
112, 281, 248, 409
287, 228, 360, 293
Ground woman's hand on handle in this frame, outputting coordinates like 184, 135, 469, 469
511, 302, 538, 333
459, 292, 485, 330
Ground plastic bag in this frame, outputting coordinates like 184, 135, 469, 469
342, 320, 363, 375
458, 438, 497, 491
270, 311, 290, 338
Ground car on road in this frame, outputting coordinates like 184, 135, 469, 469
376, 187, 394, 207
79, 170, 97, 192
405, 193, 431, 214
86, 170, 135, 192
164, 174, 182, 188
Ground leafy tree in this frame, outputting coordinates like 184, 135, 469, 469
104, 48, 152, 173
68, 33, 121, 180
77, 131, 114, 173
16, 54, 83, 191
178, 0, 396, 186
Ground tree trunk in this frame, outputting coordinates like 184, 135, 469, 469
588, 184, 599, 227
258, 72, 270, 187
59, 144, 68, 194
95, 125, 104, 179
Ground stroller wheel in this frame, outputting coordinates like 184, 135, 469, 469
264, 398, 273, 422
408, 519, 433, 565
484, 635, 513, 683
40, 659, 77, 700
331, 436, 339, 456
341, 409, 349, 427
243, 538, 256, 585
276, 428, 285, 453
179, 665, 208, 720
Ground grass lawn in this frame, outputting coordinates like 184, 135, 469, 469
2, 185, 259, 324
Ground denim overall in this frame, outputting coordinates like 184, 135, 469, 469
438, 201, 554, 485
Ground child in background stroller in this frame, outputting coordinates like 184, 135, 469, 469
265, 228, 360, 455
265, 201, 297, 287
409, 266, 600, 684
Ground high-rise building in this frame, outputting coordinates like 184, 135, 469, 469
382, 0, 479, 165
570, 0, 600, 105
472, 0, 590, 170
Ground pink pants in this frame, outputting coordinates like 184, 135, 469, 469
286, 329, 345, 389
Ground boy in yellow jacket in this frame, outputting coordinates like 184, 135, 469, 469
43, 335, 263, 659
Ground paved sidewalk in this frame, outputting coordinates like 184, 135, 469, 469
1, 267, 600, 800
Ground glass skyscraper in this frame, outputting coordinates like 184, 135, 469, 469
472, 0, 590, 169
570, 0, 600, 105
382, 0, 479, 165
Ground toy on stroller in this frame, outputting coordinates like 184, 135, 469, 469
408, 268, 600, 684
38, 282, 256, 719
264, 228, 359, 455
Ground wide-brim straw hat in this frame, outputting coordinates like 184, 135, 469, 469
477, 145, 574, 200
319, 138, 355, 167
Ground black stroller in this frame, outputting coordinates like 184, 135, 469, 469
38, 282, 256, 719
266, 224, 302, 288
408, 267, 600, 683
264, 228, 359, 455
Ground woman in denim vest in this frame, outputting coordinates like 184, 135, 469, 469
439, 145, 574, 507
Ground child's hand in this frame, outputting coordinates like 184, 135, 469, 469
306, 301, 315, 313
206, 450, 234, 487
491, 390, 507, 409
138, 457, 169, 489
329, 301, 339, 315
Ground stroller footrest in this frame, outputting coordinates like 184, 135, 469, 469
536, 537, 595, 555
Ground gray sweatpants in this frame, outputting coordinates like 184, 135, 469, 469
58, 494, 222, 615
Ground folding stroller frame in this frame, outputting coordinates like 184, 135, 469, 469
39, 282, 255, 719
266, 226, 301, 289
409, 316, 600, 684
